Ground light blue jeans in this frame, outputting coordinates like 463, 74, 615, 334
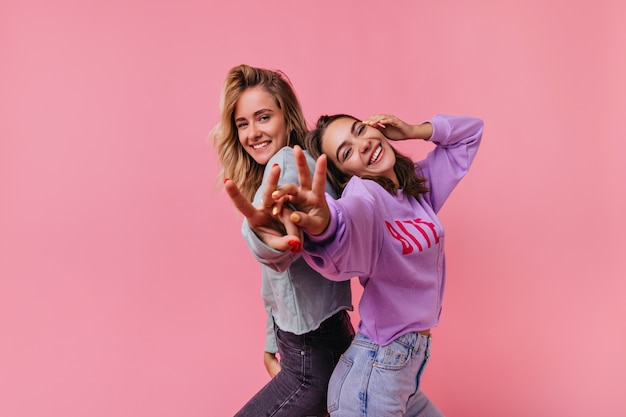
327, 331, 444, 417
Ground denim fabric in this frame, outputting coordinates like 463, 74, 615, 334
234, 310, 355, 417
245, 148, 351, 354
327, 331, 444, 417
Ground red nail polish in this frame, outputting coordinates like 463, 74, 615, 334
272, 163, 279, 168
223, 177, 229, 184
288, 240, 298, 247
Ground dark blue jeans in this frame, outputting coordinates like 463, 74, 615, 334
234, 310, 355, 417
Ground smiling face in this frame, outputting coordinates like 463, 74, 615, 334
321, 117, 398, 185
234, 86, 289, 165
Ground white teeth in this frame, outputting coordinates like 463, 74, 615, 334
253, 141, 270, 150
370, 145, 382, 164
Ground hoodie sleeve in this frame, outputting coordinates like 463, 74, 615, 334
417, 114, 483, 213
302, 179, 383, 281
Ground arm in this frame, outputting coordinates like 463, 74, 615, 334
273, 146, 382, 281
418, 114, 484, 212
224, 150, 304, 271
242, 148, 311, 269
264, 352, 281, 378
241, 218, 301, 272
362, 113, 483, 212
301, 188, 382, 281
224, 169, 302, 254
361, 113, 433, 141
263, 311, 281, 377
242, 147, 340, 271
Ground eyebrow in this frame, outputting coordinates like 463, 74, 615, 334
335, 120, 360, 162
350, 120, 360, 136
234, 108, 274, 122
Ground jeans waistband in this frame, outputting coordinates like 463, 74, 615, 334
319, 309, 349, 326
354, 330, 431, 350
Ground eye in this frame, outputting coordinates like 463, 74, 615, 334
259, 114, 270, 122
236, 121, 248, 129
357, 124, 366, 135
342, 147, 352, 161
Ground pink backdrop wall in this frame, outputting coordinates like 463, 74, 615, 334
2, 1, 625, 416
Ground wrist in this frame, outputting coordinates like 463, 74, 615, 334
412, 122, 433, 140
310, 217, 331, 236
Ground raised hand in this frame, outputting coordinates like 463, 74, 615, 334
271, 146, 331, 236
224, 165, 303, 252
362, 114, 432, 141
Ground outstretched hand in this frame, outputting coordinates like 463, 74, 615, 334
224, 165, 303, 252
271, 146, 332, 236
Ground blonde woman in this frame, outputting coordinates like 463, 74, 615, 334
213, 64, 354, 417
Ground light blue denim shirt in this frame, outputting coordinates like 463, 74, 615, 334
242, 147, 352, 353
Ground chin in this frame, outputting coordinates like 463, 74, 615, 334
258, 152, 276, 166
255, 157, 270, 166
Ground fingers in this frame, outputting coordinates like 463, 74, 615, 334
362, 114, 414, 141
263, 146, 331, 240
278, 209, 304, 253
260, 163, 281, 210
362, 114, 403, 131
289, 210, 328, 236
270, 151, 324, 204
224, 179, 257, 219
271, 183, 299, 208
363, 114, 396, 124
226, 163, 308, 253
293, 145, 312, 190
263, 233, 302, 253
311, 154, 327, 198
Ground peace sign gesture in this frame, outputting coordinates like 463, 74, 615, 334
271, 146, 332, 237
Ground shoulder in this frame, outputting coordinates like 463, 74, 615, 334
265, 147, 316, 169
263, 147, 298, 183
266, 146, 295, 169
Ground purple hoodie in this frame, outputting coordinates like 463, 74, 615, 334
302, 114, 483, 346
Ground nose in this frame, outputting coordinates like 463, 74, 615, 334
358, 138, 372, 154
248, 122, 262, 139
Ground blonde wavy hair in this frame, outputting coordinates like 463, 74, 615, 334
212, 64, 308, 201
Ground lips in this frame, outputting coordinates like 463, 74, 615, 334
369, 144, 382, 165
252, 141, 270, 150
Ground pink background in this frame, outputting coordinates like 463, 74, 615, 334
2, 1, 625, 416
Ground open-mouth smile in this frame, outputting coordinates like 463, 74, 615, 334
252, 141, 270, 150
369, 144, 382, 165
